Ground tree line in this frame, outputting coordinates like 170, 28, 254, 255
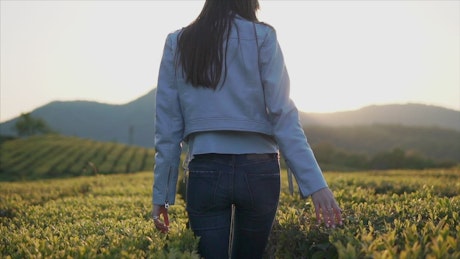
12, 113, 54, 137
312, 142, 455, 171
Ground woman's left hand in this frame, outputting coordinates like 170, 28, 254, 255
311, 187, 343, 228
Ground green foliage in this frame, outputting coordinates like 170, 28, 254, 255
1, 169, 459, 258
0, 173, 199, 258
0, 135, 155, 181
313, 143, 456, 171
0, 135, 17, 145
306, 124, 460, 163
313, 142, 369, 171
13, 113, 55, 137
368, 148, 451, 170
265, 169, 460, 258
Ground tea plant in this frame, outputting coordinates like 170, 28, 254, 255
266, 169, 460, 258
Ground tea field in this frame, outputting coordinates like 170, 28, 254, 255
1, 135, 459, 258
0, 135, 155, 181
1, 168, 459, 258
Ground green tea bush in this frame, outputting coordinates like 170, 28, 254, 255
1, 167, 459, 258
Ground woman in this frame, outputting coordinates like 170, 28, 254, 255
152, 1, 343, 258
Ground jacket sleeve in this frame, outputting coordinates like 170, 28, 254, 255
153, 33, 184, 205
258, 28, 328, 197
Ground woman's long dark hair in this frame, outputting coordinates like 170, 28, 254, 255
176, 0, 260, 89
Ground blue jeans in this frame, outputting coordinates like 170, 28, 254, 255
186, 153, 280, 259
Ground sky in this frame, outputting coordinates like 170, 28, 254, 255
1, 0, 459, 123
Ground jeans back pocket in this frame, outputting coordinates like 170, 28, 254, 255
186, 170, 220, 214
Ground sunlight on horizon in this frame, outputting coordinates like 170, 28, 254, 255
1, 1, 459, 122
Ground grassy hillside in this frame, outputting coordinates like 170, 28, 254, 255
0, 135, 155, 181
1, 133, 457, 182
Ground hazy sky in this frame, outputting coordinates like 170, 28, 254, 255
1, 0, 459, 123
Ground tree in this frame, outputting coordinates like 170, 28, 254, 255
14, 113, 55, 137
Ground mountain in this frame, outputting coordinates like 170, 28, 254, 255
300, 103, 460, 130
0, 89, 156, 147
1, 89, 459, 150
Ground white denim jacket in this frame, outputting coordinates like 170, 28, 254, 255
153, 15, 327, 206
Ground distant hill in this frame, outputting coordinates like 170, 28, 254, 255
0, 89, 156, 147
300, 103, 460, 130
1, 88, 459, 151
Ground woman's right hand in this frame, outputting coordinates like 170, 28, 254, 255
152, 204, 170, 233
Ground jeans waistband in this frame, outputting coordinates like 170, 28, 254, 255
193, 153, 278, 163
